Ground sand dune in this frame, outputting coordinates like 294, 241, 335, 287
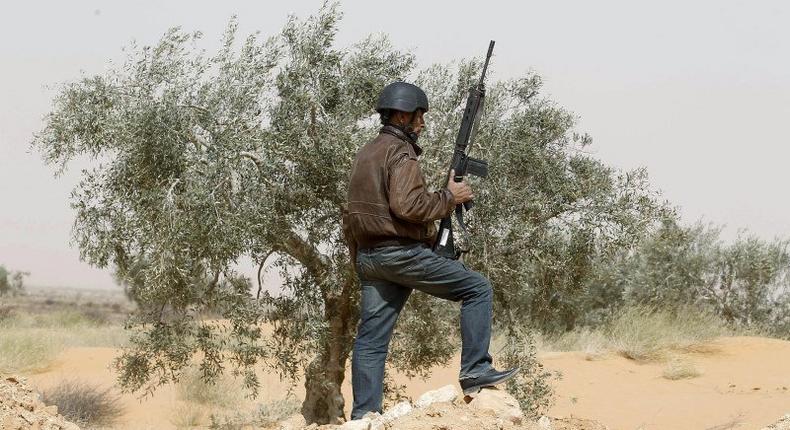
24, 336, 790, 429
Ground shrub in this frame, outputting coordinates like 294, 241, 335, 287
0, 306, 16, 322
41, 379, 123, 427
543, 327, 608, 360
208, 397, 300, 430
607, 305, 726, 361
542, 304, 729, 362
176, 368, 242, 407
662, 357, 702, 380
79, 307, 111, 325
499, 327, 559, 418
171, 403, 206, 429
256, 397, 301, 427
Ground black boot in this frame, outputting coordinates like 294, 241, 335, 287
459, 367, 520, 395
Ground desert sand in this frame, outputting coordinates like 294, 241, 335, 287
24, 336, 790, 430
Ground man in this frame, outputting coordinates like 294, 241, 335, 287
343, 81, 518, 420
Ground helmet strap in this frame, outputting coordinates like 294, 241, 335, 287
403, 111, 419, 142
387, 111, 417, 142
384, 111, 420, 143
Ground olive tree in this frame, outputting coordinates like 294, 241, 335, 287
0, 265, 28, 297
415, 70, 670, 333
599, 218, 790, 337
34, 2, 668, 423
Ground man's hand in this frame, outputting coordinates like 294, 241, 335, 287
447, 169, 473, 204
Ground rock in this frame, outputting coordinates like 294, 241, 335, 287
381, 401, 413, 421
464, 387, 524, 425
339, 417, 372, 430
414, 384, 459, 408
538, 415, 552, 429
279, 413, 307, 430
371, 401, 414, 429
0, 375, 81, 430
362, 411, 381, 420
19, 409, 38, 424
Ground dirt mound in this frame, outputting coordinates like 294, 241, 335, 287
0, 375, 80, 430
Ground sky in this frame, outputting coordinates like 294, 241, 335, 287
1, 0, 788, 290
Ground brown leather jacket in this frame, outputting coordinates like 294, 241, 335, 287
343, 126, 455, 260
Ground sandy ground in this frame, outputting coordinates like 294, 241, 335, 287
543, 336, 790, 430
24, 336, 790, 430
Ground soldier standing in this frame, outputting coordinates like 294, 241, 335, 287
343, 82, 519, 420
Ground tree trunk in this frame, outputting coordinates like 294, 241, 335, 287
301, 352, 346, 424
301, 284, 357, 424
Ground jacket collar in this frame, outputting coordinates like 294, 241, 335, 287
379, 125, 423, 156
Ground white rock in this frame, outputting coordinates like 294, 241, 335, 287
414, 385, 459, 408
465, 387, 524, 425
382, 401, 413, 421
362, 411, 382, 421
371, 401, 414, 429
340, 417, 372, 430
538, 415, 552, 429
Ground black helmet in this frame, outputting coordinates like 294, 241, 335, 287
376, 82, 429, 114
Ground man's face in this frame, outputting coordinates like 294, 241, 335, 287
393, 110, 426, 136
411, 110, 426, 136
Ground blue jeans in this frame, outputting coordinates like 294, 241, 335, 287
350, 244, 494, 419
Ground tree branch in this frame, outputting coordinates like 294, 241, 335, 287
274, 229, 331, 278
256, 250, 275, 299
240, 151, 264, 169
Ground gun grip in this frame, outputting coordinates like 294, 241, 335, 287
463, 200, 475, 211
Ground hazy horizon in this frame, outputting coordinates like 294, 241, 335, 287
1, 0, 789, 290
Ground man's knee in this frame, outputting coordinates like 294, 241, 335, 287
353, 324, 393, 362
468, 272, 493, 300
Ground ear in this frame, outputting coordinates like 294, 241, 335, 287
398, 112, 411, 126
391, 111, 407, 126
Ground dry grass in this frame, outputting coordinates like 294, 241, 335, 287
207, 397, 301, 429
662, 357, 703, 380
0, 330, 63, 373
541, 305, 730, 362
256, 397, 301, 427
171, 403, 207, 429
0, 309, 128, 373
546, 327, 608, 360
41, 379, 124, 428
607, 305, 727, 361
176, 368, 243, 407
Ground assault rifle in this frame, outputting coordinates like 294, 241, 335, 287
433, 40, 494, 259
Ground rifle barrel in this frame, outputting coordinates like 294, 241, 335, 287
478, 40, 495, 87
